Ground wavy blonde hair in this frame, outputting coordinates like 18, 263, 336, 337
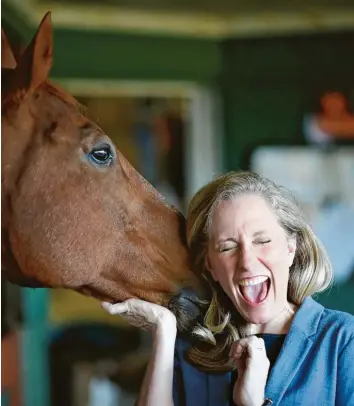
185, 171, 333, 372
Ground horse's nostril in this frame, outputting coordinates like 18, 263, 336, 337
168, 288, 203, 331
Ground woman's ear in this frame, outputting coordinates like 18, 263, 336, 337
205, 255, 218, 282
287, 238, 297, 267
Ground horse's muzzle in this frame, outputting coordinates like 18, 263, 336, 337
168, 288, 204, 332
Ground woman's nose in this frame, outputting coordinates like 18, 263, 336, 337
237, 245, 257, 272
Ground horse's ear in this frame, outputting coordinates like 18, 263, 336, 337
2, 29, 17, 69
15, 12, 53, 91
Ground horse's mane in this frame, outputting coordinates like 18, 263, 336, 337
2, 79, 88, 117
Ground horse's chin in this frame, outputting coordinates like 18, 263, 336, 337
2, 229, 48, 288
5, 276, 47, 288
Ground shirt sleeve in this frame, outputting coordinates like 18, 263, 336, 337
336, 337, 354, 406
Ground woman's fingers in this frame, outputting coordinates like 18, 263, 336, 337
101, 301, 129, 314
101, 298, 147, 314
229, 341, 245, 358
229, 336, 267, 361
101, 298, 177, 332
245, 336, 267, 360
231, 336, 270, 406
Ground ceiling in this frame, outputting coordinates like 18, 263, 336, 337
42, 0, 354, 15
7, 0, 354, 38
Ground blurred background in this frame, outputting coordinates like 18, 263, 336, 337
2, 0, 354, 405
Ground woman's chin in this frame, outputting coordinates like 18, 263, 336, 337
245, 313, 271, 325
237, 302, 273, 325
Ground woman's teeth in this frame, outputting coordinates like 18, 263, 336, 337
239, 276, 268, 287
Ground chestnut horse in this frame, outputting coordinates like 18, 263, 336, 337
1, 13, 203, 329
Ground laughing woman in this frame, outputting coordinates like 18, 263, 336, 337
102, 171, 354, 406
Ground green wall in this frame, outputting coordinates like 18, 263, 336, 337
220, 32, 354, 170
51, 29, 221, 83
2, 3, 222, 84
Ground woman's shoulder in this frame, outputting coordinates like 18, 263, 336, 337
301, 296, 354, 331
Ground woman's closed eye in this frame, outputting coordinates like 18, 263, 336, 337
254, 239, 271, 245
219, 245, 237, 253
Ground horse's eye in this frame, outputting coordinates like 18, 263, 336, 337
89, 144, 113, 166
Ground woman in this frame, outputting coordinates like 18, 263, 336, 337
102, 171, 354, 406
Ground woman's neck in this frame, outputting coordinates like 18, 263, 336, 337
246, 302, 298, 336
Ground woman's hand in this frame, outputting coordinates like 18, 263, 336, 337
101, 298, 177, 332
102, 299, 177, 406
230, 336, 270, 406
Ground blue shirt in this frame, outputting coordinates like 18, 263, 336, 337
173, 297, 354, 406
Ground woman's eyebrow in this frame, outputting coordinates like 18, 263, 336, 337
253, 230, 268, 237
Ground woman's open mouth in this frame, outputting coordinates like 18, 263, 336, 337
238, 276, 271, 306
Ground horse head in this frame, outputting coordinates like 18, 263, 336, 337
1, 13, 203, 330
